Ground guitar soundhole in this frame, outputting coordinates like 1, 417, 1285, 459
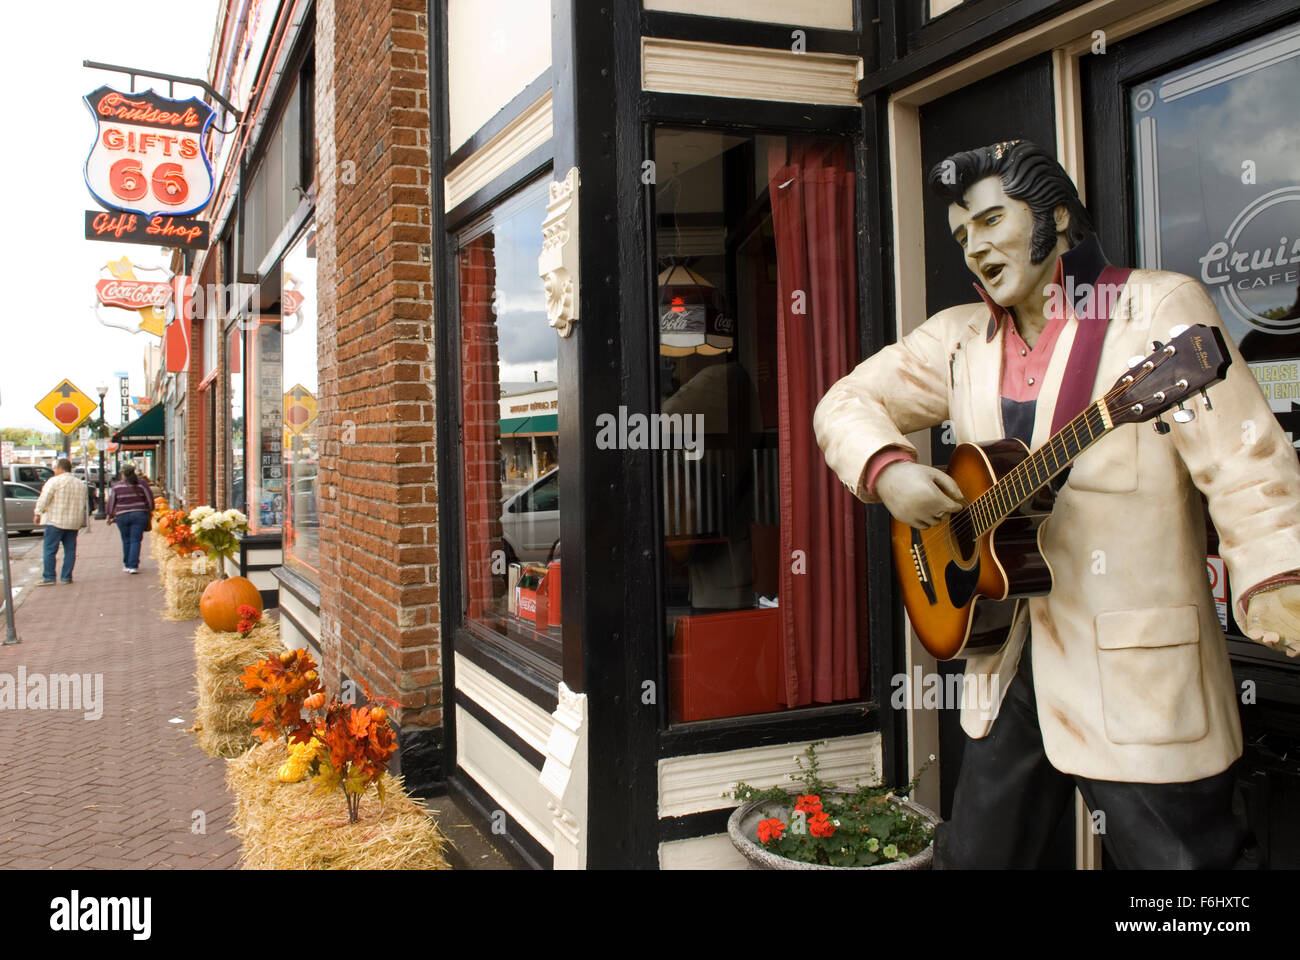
950, 513, 977, 565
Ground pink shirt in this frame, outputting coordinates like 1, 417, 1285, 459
863, 283, 1071, 494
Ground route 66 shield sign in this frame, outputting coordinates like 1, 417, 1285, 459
83, 86, 216, 219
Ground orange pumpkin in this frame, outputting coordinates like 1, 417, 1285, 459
200, 576, 264, 632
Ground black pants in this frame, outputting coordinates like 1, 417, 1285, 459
934, 642, 1247, 869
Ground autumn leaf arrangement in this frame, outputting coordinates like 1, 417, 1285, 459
240, 649, 399, 824
727, 743, 936, 868
155, 509, 203, 556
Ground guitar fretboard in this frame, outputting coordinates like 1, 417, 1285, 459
965, 398, 1114, 536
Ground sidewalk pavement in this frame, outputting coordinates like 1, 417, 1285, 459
0, 521, 242, 869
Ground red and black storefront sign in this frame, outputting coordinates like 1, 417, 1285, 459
82, 85, 215, 246
84, 209, 210, 249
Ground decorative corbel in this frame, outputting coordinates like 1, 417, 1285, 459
538, 166, 581, 338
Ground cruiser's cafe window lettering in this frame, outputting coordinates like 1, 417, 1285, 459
1129, 20, 1300, 452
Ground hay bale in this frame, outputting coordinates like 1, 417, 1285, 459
227, 740, 451, 870
164, 553, 219, 620
152, 538, 172, 571
192, 619, 283, 758
197, 724, 260, 759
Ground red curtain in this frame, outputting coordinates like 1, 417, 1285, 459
769, 142, 867, 707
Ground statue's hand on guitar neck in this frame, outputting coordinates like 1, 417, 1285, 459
875, 460, 965, 530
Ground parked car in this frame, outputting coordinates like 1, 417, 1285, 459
2, 464, 53, 489
500, 468, 560, 564
3, 482, 44, 534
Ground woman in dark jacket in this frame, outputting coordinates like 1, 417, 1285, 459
106, 464, 155, 574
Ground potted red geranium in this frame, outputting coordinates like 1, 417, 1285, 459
727, 743, 939, 870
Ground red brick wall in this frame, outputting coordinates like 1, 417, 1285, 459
184, 299, 204, 511
315, 0, 440, 742
460, 235, 503, 620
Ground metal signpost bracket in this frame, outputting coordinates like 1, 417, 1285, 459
81, 59, 243, 134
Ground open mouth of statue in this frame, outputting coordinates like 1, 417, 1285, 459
981, 262, 1005, 284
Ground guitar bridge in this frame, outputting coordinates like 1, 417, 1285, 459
910, 528, 938, 605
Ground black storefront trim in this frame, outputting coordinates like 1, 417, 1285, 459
455, 629, 559, 714
859, 88, 906, 789
445, 69, 553, 172
393, 723, 443, 799
640, 9, 861, 56
860, 0, 1080, 96
1083, 0, 1300, 270
236, 531, 284, 547
658, 807, 732, 844
444, 144, 555, 231
271, 562, 322, 613
659, 703, 880, 758
429, 0, 462, 814
446, 769, 553, 870
640, 92, 861, 132
549, 0, 662, 868
456, 692, 547, 771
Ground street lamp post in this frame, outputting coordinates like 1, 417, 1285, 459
94, 384, 108, 520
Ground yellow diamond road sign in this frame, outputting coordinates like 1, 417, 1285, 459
283, 383, 318, 437
36, 380, 98, 435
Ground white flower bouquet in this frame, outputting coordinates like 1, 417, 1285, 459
187, 506, 249, 564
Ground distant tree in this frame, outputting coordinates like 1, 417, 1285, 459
0, 426, 51, 445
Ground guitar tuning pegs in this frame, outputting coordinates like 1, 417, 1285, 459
1169, 324, 1189, 338
1173, 403, 1196, 424
1153, 416, 1171, 435
1199, 388, 1213, 410
1128, 355, 1146, 368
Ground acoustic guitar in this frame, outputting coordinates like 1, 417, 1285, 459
893, 323, 1231, 661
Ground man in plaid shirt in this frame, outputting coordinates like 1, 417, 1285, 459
34, 458, 91, 584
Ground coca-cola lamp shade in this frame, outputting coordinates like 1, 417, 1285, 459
658, 264, 734, 356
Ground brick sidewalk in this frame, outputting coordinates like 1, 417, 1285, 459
0, 523, 242, 869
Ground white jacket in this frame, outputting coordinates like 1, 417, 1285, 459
814, 270, 1300, 783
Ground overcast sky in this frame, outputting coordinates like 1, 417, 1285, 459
0, 0, 221, 434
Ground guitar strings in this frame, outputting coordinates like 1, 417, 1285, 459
909, 359, 1160, 559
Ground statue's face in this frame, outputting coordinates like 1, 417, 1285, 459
947, 175, 1056, 309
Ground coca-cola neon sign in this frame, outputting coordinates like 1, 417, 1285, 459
95, 278, 173, 311
83, 86, 216, 219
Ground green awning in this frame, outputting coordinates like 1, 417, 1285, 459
112, 404, 165, 443
499, 414, 557, 436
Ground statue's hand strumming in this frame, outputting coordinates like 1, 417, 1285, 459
1243, 584, 1300, 658
875, 461, 965, 529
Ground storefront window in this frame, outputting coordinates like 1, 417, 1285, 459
228, 325, 245, 512
282, 225, 319, 576
244, 76, 305, 275
1130, 21, 1300, 450
246, 315, 284, 532
654, 127, 867, 723
173, 401, 187, 507
457, 178, 561, 670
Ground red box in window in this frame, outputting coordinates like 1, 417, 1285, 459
517, 588, 538, 623
533, 573, 549, 632
670, 608, 782, 722
546, 560, 561, 628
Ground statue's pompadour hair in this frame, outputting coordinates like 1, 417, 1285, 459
928, 140, 1094, 264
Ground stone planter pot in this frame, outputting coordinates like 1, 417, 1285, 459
728, 792, 941, 870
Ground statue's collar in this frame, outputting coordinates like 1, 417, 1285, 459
975, 233, 1110, 342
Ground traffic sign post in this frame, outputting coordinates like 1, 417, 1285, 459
0, 404, 21, 645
